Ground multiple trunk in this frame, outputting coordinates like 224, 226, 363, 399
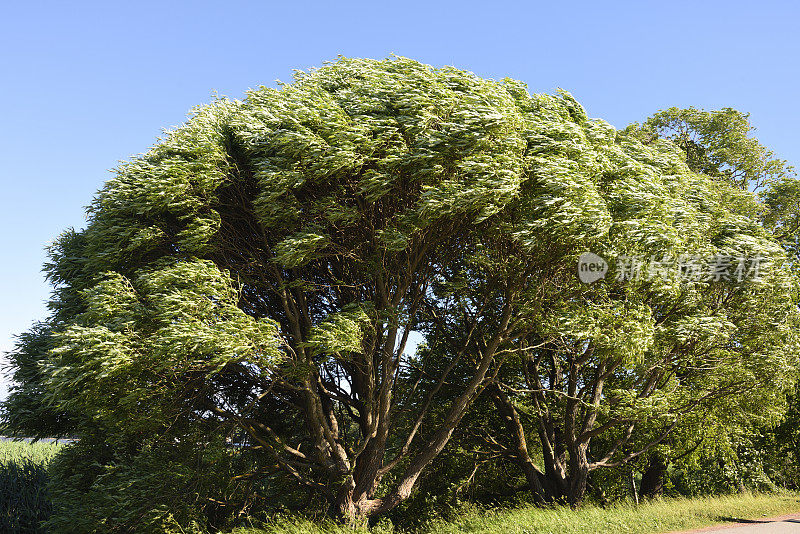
329, 298, 517, 523
222, 288, 517, 524
205, 159, 534, 523
485, 349, 679, 505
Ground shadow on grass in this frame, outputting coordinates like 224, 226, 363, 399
714, 515, 800, 525
715, 516, 771, 524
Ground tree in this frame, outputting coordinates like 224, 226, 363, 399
634, 107, 792, 191
0, 57, 618, 527
439, 112, 800, 505
638, 107, 800, 497
4, 58, 798, 529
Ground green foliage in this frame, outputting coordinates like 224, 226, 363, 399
1, 325, 76, 438
0, 440, 61, 533
307, 304, 374, 358
3, 56, 799, 529
44, 437, 255, 534
757, 382, 800, 489
760, 174, 800, 262
45, 259, 282, 439
632, 107, 793, 190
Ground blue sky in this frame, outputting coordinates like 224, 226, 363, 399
1, 0, 798, 399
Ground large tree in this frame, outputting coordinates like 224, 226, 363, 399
3, 58, 608, 528
3, 58, 798, 529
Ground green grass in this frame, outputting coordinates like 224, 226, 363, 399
0, 440, 62, 534
0, 441, 797, 534
426, 493, 800, 534
231, 492, 800, 534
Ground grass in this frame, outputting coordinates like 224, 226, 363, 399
0, 441, 797, 534
425, 492, 800, 534
231, 492, 800, 534
0, 440, 62, 534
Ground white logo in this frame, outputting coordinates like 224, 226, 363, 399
578, 252, 608, 284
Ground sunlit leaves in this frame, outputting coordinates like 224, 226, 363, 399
46, 260, 283, 433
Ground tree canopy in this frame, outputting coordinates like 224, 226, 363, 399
3, 57, 798, 531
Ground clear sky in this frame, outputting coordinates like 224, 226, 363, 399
1, 0, 798, 399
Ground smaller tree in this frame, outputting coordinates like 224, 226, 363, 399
450, 114, 800, 505
635, 107, 792, 191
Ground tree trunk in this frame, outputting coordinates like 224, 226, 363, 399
567, 444, 590, 506
326, 299, 518, 524
640, 454, 668, 498
334, 481, 362, 528
487, 383, 551, 503
630, 469, 639, 505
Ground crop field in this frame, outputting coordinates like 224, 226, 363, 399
0, 440, 62, 533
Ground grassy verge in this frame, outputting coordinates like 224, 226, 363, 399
0, 441, 796, 534
233, 492, 800, 534
427, 492, 800, 534
0, 440, 62, 533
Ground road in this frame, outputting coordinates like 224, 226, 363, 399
671, 513, 800, 533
